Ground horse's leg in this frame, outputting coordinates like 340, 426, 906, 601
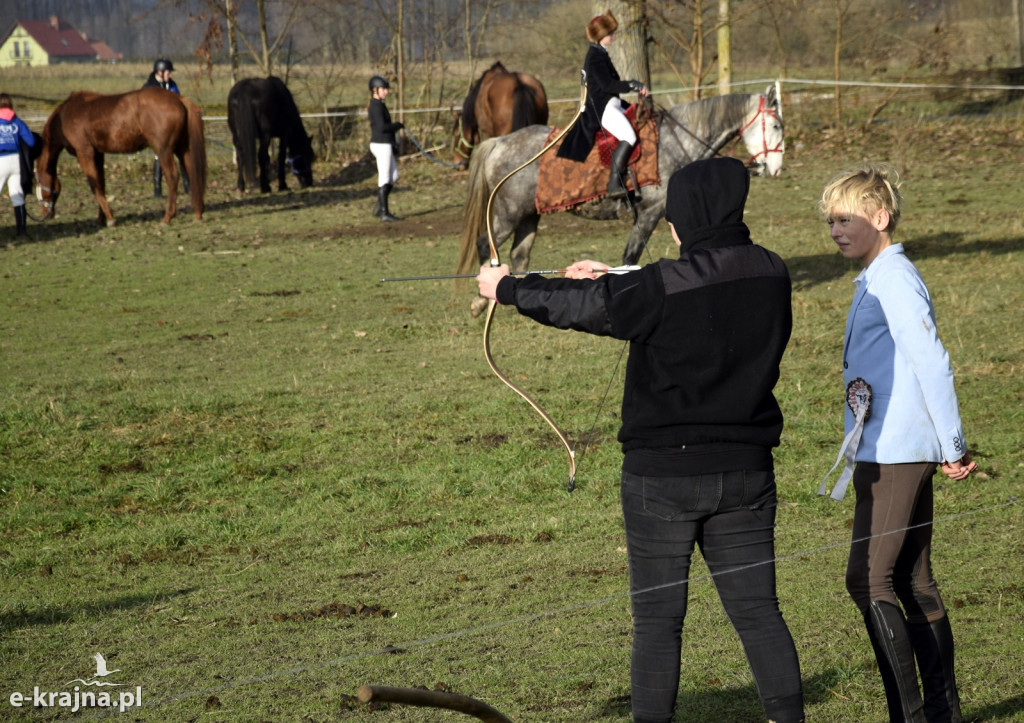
276, 141, 288, 191
158, 150, 179, 224
78, 150, 115, 227
257, 135, 272, 193
508, 213, 539, 272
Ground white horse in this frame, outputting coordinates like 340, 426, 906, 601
456, 86, 785, 315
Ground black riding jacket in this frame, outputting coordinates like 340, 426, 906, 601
368, 98, 402, 145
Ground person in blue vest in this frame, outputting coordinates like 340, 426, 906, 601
142, 58, 186, 198
557, 10, 649, 199
0, 93, 36, 237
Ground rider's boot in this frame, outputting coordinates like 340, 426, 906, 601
863, 601, 927, 722
379, 184, 402, 222
606, 141, 633, 199
14, 204, 27, 237
153, 159, 163, 198
907, 616, 963, 723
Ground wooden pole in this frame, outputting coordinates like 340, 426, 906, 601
357, 685, 513, 723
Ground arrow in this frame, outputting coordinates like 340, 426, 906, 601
380, 265, 640, 283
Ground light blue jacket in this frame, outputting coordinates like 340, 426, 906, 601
842, 244, 967, 464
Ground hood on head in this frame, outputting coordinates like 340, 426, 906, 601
665, 157, 750, 253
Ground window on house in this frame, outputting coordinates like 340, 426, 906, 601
24, 42, 31, 57
14, 42, 20, 58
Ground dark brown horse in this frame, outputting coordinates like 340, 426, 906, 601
36, 87, 207, 226
451, 61, 548, 166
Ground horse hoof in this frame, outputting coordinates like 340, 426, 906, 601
470, 296, 488, 318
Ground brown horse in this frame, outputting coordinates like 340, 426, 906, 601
451, 61, 548, 166
36, 87, 207, 226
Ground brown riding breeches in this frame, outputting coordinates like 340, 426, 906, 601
845, 462, 948, 623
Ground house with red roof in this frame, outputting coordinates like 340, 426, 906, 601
0, 16, 117, 67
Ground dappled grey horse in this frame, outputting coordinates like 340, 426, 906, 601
455, 86, 785, 316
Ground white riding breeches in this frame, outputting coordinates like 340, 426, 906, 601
601, 98, 637, 145
0, 153, 25, 206
369, 143, 399, 187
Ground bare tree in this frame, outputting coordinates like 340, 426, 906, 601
599, 0, 652, 90
717, 0, 731, 93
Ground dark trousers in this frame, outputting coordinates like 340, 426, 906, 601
846, 462, 945, 620
621, 469, 804, 723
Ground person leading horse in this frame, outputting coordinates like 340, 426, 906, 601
557, 10, 649, 199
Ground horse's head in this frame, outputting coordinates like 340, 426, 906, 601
450, 109, 476, 167
287, 133, 315, 188
33, 133, 60, 220
740, 84, 785, 177
35, 170, 60, 220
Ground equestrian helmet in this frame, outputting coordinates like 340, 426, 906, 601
369, 75, 390, 91
154, 58, 174, 73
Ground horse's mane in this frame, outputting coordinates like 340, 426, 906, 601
667, 94, 756, 138
462, 61, 508, 130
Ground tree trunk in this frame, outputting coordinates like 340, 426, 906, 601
257, 0, 271, 76
396, 0, 405, 127
600, 0, 651, 89
717, 0, 731, 94
833, 1, 842, 126
226, 0, 238, 86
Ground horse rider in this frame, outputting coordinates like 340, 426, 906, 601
368, 75, 404, 222
0, 93, 36, 237
557, 10, 650, 199
142, 58, 188, 198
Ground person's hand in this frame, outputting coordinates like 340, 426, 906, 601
628, 80, 650, 97
941, 454, 978, 481
563, 260, 610, 280
477, 263, 510, 301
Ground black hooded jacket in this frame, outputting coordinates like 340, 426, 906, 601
495, 157, 792, 475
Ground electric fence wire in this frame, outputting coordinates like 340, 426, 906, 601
78, 495, 1021, 718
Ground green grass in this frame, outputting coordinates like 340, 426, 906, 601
1, 79, 1023, 722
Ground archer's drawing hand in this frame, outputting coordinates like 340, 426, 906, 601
941, 454, 978, 481
477, 264, 510, 301
564, 260, 610, 280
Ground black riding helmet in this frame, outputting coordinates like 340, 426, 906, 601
368, 75, 390, 91
154, 58, 174, 73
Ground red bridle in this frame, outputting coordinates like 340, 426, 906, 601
734, 95, 784, 170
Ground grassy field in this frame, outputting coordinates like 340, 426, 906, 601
1, 67, 1023, 721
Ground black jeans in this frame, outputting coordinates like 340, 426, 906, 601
621, 469, 804, 723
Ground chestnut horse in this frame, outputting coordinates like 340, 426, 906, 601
451, 62, 548, 166
36, 87, 207, 226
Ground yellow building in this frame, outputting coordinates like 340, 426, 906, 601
0, 17, 99, 68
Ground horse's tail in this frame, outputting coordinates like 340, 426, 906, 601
234, 92, 258, 189
455, 137, 500, 275
182, 98, 207, 219
510, 79, 540, 131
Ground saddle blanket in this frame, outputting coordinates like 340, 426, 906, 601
536, 107, 660, 214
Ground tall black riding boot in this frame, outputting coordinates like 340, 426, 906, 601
378, 183, 401, 222
864, 601, 927, 722
606, 141, 634, 199
907, 616, 963, 723
371, 188, 383, 218
153, 159, 163, 198
14, 204, 27, 237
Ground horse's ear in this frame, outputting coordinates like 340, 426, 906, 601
766, 82, 782, 117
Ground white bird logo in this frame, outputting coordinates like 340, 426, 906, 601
64, 653, 123, 687
93, 653, 121, 677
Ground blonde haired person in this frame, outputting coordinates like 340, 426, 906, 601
820, 163, 974, 723
557, 10, 649, 199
